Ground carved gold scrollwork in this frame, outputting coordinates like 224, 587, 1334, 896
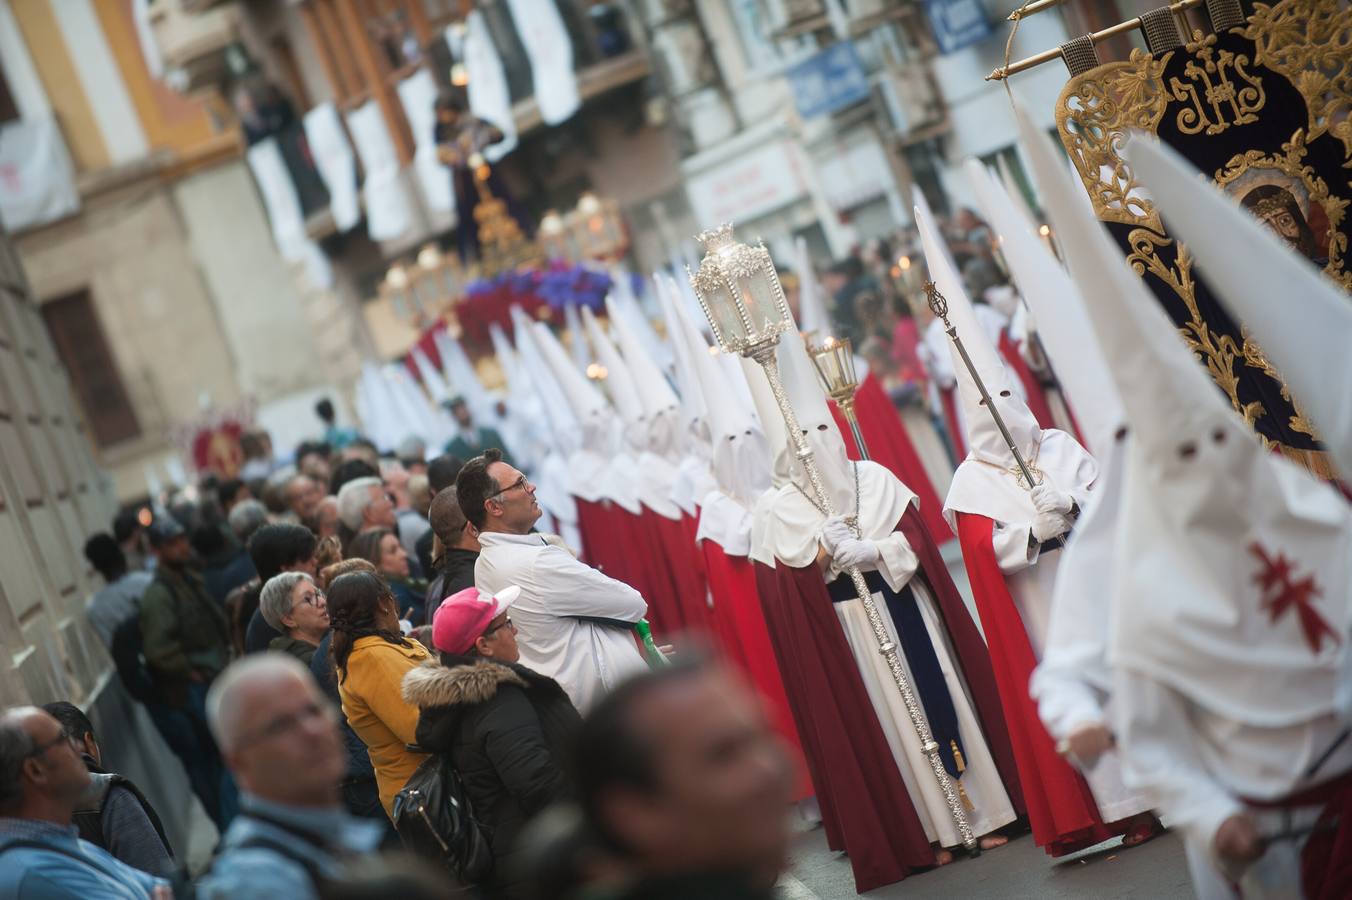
1055, 50, 1170, 231
1244, 0, 1352, 156
1169, 32, 1266, 136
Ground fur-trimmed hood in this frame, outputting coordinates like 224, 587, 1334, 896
402, 657, 530, 708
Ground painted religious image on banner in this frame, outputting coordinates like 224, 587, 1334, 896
1223, 167, 1332, 266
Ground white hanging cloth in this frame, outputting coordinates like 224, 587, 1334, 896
302, 103, 360, 232
504, 0, 580, 126
397, 67, 455, 215
244, 137, 332, 288
461, 12, 518, 163
345, 100, 413, 242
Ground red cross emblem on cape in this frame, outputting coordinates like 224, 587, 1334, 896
1249, 542, 1342, 654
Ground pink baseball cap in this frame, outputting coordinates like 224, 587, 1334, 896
432, 585, 520, 655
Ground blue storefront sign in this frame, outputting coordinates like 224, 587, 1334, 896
787, 41, 872, 120
925, 0, 993, 54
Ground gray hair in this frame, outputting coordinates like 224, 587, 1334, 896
228, 499, 269, 544
336, 477, 382, 530
259, 571, 314, 633
0, 707, 39, 812
206, 654, 314, 755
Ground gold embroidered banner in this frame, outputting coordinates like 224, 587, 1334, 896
1054, 0, 1352, 476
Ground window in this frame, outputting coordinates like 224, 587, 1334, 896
40, 290, 140, 448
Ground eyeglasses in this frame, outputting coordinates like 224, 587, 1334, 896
26, 728, 70, 760
234, 702, 334, 750
291, 589, 325, 613
486, 475, 530, 501
482, 616, 514, 637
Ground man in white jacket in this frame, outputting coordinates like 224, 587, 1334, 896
457, 449, 649, 712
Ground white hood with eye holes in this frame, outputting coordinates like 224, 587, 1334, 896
916, 195, 1097, 532
1021, 106, 1352, 730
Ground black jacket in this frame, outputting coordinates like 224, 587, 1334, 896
426, 547, 480, 610
402, 655, 580, 891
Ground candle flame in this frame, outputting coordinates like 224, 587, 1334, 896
898, 255, 912, 270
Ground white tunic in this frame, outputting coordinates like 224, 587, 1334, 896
762, 462, 1017, 847
475, 530, 649, 712
1116, 673, 1352, 896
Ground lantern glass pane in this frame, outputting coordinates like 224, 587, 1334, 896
706, 278, 747, 346
736, 267, 785, 337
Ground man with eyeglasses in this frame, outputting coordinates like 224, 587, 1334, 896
0, 706, 171, 898
198, 654, 384, 899
458, 449, 649, 713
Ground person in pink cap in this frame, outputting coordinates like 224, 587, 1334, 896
401, 585, 582, 896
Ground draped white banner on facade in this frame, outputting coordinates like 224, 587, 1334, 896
245, 137, 333, 288
345, 100, 413, 242
302, 102, 361, 231
462, 12, 518, 163
396, 67, 456, 216
0, 117, 79, 232
504, 0, 580, 126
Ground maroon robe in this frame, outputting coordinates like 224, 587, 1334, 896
751, 505, 1024, 891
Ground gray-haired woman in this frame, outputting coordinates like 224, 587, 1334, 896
259, 571, 330, 664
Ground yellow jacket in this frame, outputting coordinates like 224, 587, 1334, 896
337, 635, 432, 817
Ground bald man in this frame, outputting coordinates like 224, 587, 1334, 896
0, 707, 170, 898
197, 654, 384, 899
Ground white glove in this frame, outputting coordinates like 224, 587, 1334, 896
820, 515, 854, 555
833, 537, 880, 571
1031, 508, 1073, 543
1030, 483, 1074, 516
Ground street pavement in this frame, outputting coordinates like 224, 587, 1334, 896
782, 825, 1194, 899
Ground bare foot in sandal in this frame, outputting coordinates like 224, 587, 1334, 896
934, 847, 954, 866
979, 834, 1009, 850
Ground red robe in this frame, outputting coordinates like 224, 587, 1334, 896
999, 331, 1057, 431
647, 510, 713, 638
700, 538, 810, 801
955, 512, 1126, 856
832, 374, 951, 541
751, 507, 1024, 892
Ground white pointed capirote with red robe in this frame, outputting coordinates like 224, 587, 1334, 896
965, 152, 1155, 829
747, 314, 1020, 891
919, 194, 1133, 857
1042, 131, 1352, 899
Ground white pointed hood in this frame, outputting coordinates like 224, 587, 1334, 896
607, 295, 682, 460
563, 303, 591, 375
356, 362, 404, 452
580, 307, 671, 516
526, 311, 618, 505
1123, 136, 1352, 481
582, 306, 644, 431
685, 306, 770, 509
504, 312, 575, 456
1023, 109, 1352, 729
915, 193, 1042, 467
778, 322, 856, 515
433, 331, 496, 428
496, 318, 576, 526
965, 158, 1123, 456
609, 268, 673, 372
654, 272, 709, 449
795, 236, 833, 339
412, 347, 452, 407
